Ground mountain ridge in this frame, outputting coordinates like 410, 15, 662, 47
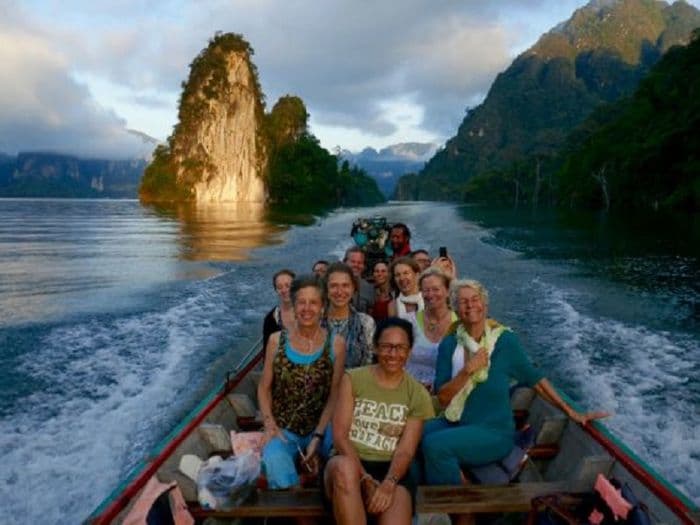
397, 0, 700, 201
0, 152, 146, 198
340, 142, 438, 196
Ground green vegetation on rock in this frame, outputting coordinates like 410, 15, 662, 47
264, 95, 384, 209
556, 29, 700, 210
268, 132, 384, 210
140, 32, 266, 202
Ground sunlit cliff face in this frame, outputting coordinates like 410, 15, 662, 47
189, 53, 267, 203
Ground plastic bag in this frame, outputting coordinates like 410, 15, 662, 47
196, 450, 261, 509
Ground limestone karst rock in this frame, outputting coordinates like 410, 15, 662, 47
140, 33, 267, 203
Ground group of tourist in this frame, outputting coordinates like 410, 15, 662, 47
257, 223, 607, 525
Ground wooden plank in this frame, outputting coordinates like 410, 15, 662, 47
190, 482, 574, 519
528, 444, 560, 460
574, 455, 614, 488
416, 481, 570, 514
189, 489, 326, 518
227, 393, 257, 418
510, 387, 535, 411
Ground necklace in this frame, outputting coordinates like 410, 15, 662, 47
295, 323, 321, 352
425, 309, 449, 333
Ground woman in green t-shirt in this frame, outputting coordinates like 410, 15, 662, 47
324, 317, 434, 525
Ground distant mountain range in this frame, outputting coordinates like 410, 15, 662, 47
338, 142, 438, 197
0, 152, 147, 198
0, 130, 159, 198
397, 0, 700, 202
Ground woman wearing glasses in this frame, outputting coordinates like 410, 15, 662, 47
323, 317, 434, 525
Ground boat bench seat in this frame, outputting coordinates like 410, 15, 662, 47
189, 489, 326, 519
416, 481, 570, 514
188, 481, 570, 520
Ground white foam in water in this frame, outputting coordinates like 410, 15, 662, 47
529, 279, 700, 500
0, 282, 242, 524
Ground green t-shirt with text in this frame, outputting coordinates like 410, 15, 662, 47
348, 366, 434, 462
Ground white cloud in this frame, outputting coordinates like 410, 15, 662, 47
3, 0, 699, 155
0, 13, 155, 158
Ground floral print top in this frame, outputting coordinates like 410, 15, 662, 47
271, 330, 334, 435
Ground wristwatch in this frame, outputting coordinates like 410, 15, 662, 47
385, 474, 399, 484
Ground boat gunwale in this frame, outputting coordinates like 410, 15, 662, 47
85, 339, 264, 524
556, 390, 698, 524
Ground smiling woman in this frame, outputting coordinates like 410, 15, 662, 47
257, 274, 346, 489
388, 257, 423, 318
323, 262, 375, 368
422, 278, 608, 524
323, 317, 434, 525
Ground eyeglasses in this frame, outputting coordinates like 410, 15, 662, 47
376, 343, 411, 354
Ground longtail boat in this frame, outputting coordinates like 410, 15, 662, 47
86, 335, 699, 524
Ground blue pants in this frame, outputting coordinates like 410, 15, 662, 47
262, 427, 333, 489
421, 417, 513, 485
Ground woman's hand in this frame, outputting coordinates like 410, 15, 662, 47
305, 435, 320, 458
568, 410, 611, 426
466, 347, 489, 375
261, 418, 284, 445
366, 479, 396, 514
301, 435, 321, 476
360, 476, 379, 508
431, 255, 457, 279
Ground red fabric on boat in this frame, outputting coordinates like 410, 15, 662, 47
122, 476, 193, 525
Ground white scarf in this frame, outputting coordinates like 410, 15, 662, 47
396, 292, 424, 318
445, 320, 508, 422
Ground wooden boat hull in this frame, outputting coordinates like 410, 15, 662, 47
86, 339, 699, 524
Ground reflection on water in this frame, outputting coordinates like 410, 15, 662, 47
0, 199, 298, 327
147, 202, 290, 261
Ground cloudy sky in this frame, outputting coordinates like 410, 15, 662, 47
2, 0, 698, 158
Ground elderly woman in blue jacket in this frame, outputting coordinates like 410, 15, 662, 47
422, 279, 608, 500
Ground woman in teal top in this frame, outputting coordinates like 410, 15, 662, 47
422, 279, 609, 497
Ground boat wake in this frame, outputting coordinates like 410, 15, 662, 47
0, 275, 253, 524
528, 279, 700, 500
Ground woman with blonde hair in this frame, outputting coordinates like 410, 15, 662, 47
404, 267, 457, 388
323, 262, 375, 368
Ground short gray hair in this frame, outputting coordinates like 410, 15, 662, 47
449, 279, 489, 310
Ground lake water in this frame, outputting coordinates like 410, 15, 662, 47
0, 198, 697, 523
